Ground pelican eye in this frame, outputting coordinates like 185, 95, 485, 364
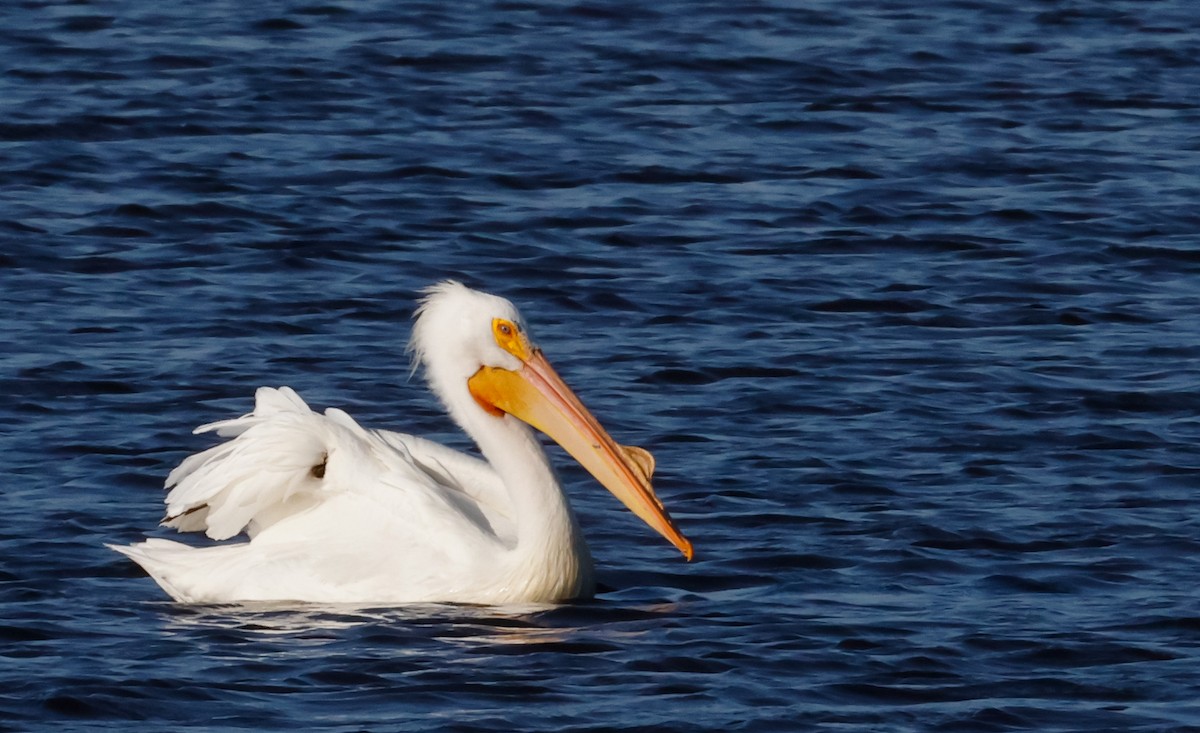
492, 318, 529, 360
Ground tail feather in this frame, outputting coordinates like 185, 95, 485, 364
108, 540, 209, 603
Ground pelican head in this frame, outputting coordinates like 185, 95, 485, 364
410, 280, 693, 560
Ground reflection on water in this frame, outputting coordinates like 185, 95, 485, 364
162, 602, 410, 634
158, 598, 683, 648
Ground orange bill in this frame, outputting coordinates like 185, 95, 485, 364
468, 349, 693, 560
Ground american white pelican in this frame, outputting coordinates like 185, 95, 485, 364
111, 281, 692, 604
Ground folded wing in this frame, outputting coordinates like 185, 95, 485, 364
160, 387, 461, 541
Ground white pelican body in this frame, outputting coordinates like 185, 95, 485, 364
112, 281, 691, 604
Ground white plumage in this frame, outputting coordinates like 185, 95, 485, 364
112, 281, 691, 604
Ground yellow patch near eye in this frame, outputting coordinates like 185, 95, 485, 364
492, 318, 531, 361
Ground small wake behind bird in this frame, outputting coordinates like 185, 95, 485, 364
111, 280, 692, 605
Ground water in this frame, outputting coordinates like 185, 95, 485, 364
3, 0, 1200, 730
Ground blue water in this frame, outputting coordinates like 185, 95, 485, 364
3, 0, 1200, 730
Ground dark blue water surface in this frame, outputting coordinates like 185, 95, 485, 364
3, 0, 1200, 730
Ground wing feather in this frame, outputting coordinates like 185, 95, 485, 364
374, 431, 512, 530
157, 387, 510, 559
162, 387, 418, 540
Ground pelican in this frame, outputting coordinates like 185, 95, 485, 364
111, 281, 692, 604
